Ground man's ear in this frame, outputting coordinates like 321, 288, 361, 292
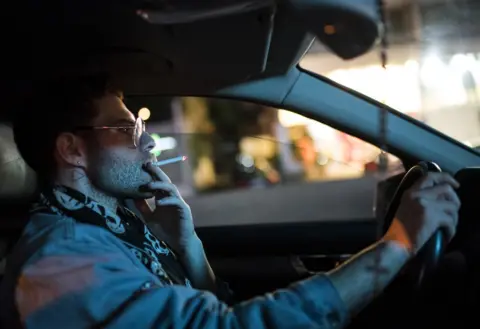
55, 132, 87, 168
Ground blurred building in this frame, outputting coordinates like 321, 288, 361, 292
303, 0, 480, 146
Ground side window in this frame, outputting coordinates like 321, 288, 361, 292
127, 96, 405, 226
174, 97, 404, 193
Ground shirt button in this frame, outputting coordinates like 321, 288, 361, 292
142, 282, 153, 290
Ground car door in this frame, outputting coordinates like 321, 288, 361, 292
125, 96, 406, 301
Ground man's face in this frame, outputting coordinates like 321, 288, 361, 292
85, 94, 157, 199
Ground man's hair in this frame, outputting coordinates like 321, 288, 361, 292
13, 75, 122, 180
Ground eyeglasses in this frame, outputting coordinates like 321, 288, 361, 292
75, 117, 145, 148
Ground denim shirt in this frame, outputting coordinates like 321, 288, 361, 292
0, 213, 348, 329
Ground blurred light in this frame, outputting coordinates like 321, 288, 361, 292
240, 136, 277, 158
150, 133, 177, 156
450, 53, 476, 73
278, 110, 317, 127
136, 9, 149, 21
404, 59, 419, 71
138, 107, 151, 121
420, 54, 467, 107
238, 154, 254, 168
317, 154, 329, 166
324, 25, 336, 35
327, 63, 421, 113
421, 55, 447, 88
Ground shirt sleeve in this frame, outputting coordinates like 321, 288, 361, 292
15, 232, 348, 329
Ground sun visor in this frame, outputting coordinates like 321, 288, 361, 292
288, 0, 381, 60
22, 0, 277, 90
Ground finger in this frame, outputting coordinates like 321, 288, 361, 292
437, 200, 459, 225
438, 185, 461, 208
147, 181, 181, 198
156, 196, 187, 209
437, 210, 458, 242
418, 197, 460, 214
145, 162, 172, 183
421, 199, 459, 241
412, 184, 461, 207
413, 172, 459, 190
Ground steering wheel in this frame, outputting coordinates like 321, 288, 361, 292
382, 161, 446, 287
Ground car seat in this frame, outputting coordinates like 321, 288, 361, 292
0, 124, 36, 282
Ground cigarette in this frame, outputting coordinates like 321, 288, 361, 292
152, 156, 188, 167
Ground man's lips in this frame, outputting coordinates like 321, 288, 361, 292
142, 159, 156, 170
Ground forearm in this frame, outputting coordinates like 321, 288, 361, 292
177, 235, 218, 294
327, 239, 411, 318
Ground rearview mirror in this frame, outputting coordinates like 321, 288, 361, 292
287, 0, 380, 59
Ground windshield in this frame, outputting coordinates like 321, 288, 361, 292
300, 0, 480, 149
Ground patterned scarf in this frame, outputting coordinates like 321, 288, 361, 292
31, 185, 191, 287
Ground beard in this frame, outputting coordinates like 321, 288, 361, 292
86, 146, 154, 200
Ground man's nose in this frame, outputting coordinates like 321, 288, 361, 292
140, 132, 156, 153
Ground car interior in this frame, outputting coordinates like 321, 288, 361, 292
2, 0, 480, 328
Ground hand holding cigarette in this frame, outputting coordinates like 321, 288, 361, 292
135, 155, 196, 251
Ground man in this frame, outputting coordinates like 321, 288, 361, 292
0, 75, 460, 328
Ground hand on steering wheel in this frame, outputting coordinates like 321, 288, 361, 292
383, 172, 460, 255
